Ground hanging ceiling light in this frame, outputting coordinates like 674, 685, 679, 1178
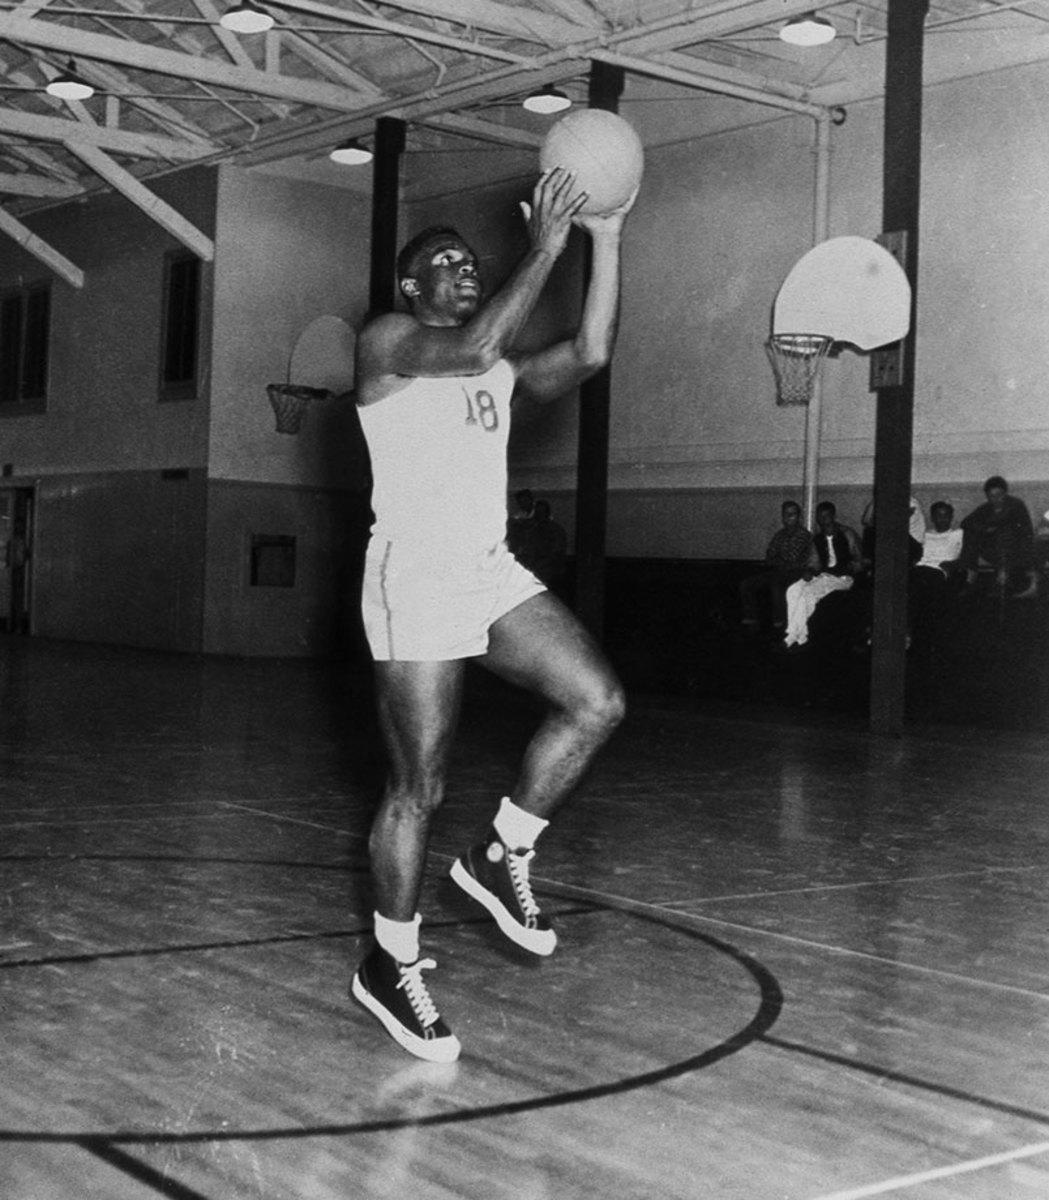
45, 59, 94, 101
780, 12, 836, 46
522, 85, 571, 115
219, 0, 275, 33
329, 139, 373, 166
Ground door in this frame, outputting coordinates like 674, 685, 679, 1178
0, 487, 33, 634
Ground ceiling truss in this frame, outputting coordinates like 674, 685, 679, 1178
0, 0, 1045, 284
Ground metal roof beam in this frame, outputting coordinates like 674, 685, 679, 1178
0, 14, 376, 111
0, 206, 84, 287
270, 0, 597, 44
0, 109, 211, 159
64, 140, 214, 259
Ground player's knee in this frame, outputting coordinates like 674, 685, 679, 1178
578, 675, 626, 738
382, 775, 447, 820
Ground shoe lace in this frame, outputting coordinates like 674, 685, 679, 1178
506, 848, 541, 921
396, 957, 440, 1029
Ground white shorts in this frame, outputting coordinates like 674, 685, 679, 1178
361, 538, 547, 661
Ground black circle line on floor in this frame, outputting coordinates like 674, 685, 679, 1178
0, 902, 784, 1144
0, 907, 595, 972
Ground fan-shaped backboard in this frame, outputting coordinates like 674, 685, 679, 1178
772, 236, 911, 351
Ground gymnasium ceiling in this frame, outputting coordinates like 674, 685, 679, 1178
0, 1, 1047, 230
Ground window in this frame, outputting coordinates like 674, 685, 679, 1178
0, 284, 50, 412
160, 251, 201, 399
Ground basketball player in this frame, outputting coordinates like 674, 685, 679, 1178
350, 166, 634, 1061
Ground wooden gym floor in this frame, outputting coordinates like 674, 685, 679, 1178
2, 636, 1048, 1200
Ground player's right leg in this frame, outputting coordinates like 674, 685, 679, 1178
351, 659, 465, 1062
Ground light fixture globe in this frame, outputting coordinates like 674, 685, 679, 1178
780, 13, 836, 47
220, 0, 275, 33
46, 60, 94, 101
329, 139, 373, 166
523, 85, 571, 115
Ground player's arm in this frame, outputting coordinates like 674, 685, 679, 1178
512, 194, 634, 404
356, 171, 585, 407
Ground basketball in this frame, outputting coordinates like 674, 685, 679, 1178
538, 109, 644, 215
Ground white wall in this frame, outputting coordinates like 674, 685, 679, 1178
0, 169, 215, 477
208, 165, 372, 489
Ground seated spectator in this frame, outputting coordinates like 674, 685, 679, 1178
914, 500, 964, 578
809, 495, 926, 656
783, 501, 863, 648
739, 500, 812, 632
909, 500, 965, 646
959, 475, 1037, 598
505, 488, 536, 556
511, 498, 568, 591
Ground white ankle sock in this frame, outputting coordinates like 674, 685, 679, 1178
492, 795, 548, 851
374, 911, 421, 964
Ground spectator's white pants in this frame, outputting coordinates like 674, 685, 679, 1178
784, 574, 854, 646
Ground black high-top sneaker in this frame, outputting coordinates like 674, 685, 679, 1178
450, 828, 557, 956
351, 945, 461, 1062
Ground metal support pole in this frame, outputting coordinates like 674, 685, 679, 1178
869, 0, 928, 735
801, 112, 833, 532
573, 60, 624, 640
369, 116, 405, 316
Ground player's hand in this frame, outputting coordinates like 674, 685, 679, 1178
519, 167, 587, 259
572, 184, 639, 238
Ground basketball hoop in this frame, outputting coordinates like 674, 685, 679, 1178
765, 333, 833, 406
266, 384, 329, 434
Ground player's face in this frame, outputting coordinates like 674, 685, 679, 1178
408, 240, 483, 323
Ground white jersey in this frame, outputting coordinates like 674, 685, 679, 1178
917, 527, 963, 572
358, 359, 515, 555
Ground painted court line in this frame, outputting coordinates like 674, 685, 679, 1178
658, 865, 1040, 906
536, 878, 1049, 1003
1, 812, 250, 831
0, 799, 214, 821
671, 913, 1049, 1001
140, 802, 1047, 1005
808, 1139, 1049, 1199
219, 801, 366, 838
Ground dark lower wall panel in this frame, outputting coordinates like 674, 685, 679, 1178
511, 481, 1049, 560
32, 469, 207, 652
202, 480, 371, 658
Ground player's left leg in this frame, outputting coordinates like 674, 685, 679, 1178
479, 590, 625, 815
449, 591, 624, 954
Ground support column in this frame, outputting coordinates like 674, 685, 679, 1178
869, 0, 929, 735
801, 112, 833, 533
369, 116, 406, 316
573, 60, 624, 640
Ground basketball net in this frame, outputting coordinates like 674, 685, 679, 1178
266, 384, 329, 434
765, 333, 833, 406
